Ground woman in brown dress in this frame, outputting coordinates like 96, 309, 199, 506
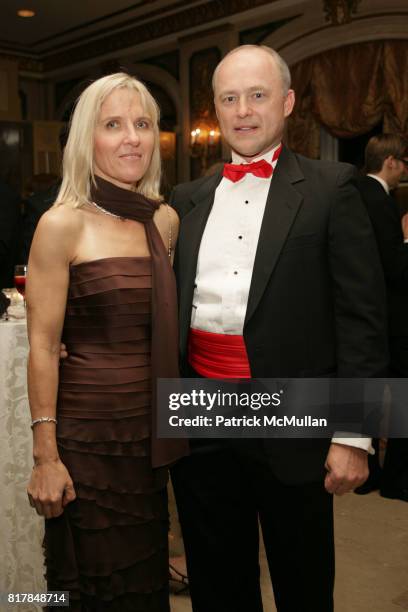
26, 73, 187, 610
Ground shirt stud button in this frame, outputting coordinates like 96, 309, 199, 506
238, 235, 243, 240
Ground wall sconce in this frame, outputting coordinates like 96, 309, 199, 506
190, 125, 220, 171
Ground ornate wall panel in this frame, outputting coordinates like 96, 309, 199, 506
239, 16, 299, 45
142, 51, 180, 81
189, 46, 220, 127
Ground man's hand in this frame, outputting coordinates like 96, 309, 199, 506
401, 212, 408, 240
324, 443, 369, 495
60, 343, 68, 359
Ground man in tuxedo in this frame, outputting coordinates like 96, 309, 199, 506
170, 45, 388, 612
355, 133, 408, 501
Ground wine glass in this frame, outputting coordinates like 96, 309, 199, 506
14, 265, 27, 308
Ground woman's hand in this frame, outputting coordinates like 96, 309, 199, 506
60, 343, 68, 359
27, 458, 76, 518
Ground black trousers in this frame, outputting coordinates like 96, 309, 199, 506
171, 444, 334, 612
383, 367, 408, 491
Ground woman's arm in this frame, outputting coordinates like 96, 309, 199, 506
26, 206, 81, 518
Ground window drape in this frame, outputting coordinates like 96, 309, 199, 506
287, 40, 408, 159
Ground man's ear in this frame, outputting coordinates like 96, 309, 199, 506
284, 89, 295, 119
383, 155, 394, 170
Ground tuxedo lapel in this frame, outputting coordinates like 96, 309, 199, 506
177, 171, 223, 354
245, 148, 304, 325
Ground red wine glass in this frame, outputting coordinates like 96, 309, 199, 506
14, 265, 27, 308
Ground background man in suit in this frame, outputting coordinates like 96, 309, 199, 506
170, 45, 388, 612
355, 133, 408, 501
19, 177, 60, 263
19, 125, 68, 263
0, 179, 21, 289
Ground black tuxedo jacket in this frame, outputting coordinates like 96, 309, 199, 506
170, 147, 388, 483
357, 175, 408, 339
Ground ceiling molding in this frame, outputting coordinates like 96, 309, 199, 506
0, 0, 281, 76
262, 10, 408, 65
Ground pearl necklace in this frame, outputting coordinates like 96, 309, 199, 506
89, 200, 125, 221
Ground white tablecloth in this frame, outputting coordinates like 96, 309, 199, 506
0, 318, 46, 607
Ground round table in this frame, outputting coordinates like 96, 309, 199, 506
0, 318, 46, 607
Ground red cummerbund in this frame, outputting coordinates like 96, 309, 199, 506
188, 327, 251, 378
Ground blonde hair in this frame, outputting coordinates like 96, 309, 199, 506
212, 45, 291, 96
55, 72, 162, 207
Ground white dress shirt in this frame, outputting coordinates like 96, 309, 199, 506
191, 145, 280, 333
191, 145, 373, 453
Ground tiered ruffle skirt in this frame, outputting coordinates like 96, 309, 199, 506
44, 258, 169, 611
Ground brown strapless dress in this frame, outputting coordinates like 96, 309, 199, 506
43, 257, 170, 611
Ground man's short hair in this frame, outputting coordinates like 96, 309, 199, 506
364, 133, 407, 174
212, 45, 291, 96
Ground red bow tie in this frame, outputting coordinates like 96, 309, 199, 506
223, 145, 282, 183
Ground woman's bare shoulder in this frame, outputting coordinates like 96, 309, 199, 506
38, 203, 85, 235
31, 204, 86, 264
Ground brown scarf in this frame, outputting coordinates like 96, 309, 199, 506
91, 175, 188, 468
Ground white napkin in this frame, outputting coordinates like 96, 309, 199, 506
7, 304, 26, 319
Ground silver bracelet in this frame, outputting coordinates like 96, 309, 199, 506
31, 416, 58, 429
